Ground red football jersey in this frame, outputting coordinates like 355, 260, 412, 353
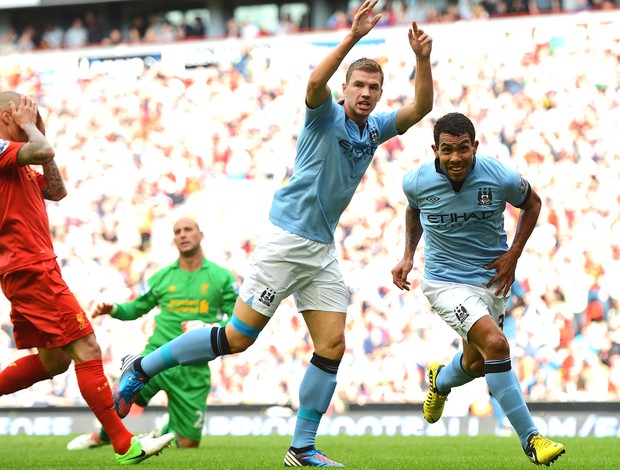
0, 138, 56, 274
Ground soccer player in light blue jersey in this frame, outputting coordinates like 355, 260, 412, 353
391, 112, 565, 466
113, 0, 434, 467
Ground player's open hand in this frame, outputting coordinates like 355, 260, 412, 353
408, 21, 432, 58
391, 258, 414, 291
10, 95, 39, 130
92, 302, 114, 318
351, 0, 382, 39
484, 251, 519, 297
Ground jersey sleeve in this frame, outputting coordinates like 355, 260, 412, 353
113, 289, 158, 320
304, 95, 337, 131
374, 110, 399, 144
402, 169, 419, 209
219, 270, 239, 326
0, 139, 25, 171
503, 168, 531, 208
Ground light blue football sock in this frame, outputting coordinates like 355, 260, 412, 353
436, 351, 476, 394
141, 327, 218, 376
291, 355, 339, 450
490, 394, 510, 428
485, 359, 538, 449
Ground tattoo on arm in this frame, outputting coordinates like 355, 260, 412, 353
41, 161, 67, 201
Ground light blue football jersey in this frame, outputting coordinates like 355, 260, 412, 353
403, 155, 531, 285
269, 96, 398, 243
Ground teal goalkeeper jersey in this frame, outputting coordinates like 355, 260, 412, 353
112, 257, 238, 353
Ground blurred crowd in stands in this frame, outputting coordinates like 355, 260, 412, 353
0, 0, 619, 53
0, 9, 619, 417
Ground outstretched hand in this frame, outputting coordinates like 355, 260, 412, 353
408, 21, 433, 58
351, 0, 382, 39
92, 302, 114, 318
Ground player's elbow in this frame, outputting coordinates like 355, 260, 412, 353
32, 145, 56, 165
45, 186, 67, 201
53, 187, 68, 201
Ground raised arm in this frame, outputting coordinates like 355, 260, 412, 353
35, 108, 67, 201
395, 21, 434, 134
391, 205, 424, 291
306, 0, 382, 109
6, 94, 56, 167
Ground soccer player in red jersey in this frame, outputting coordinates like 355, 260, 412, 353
0, 91, 173, 465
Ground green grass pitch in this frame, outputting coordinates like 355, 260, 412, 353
0, 434, 617, 469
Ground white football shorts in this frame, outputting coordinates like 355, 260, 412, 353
239, 224, 349, 317
421, 278, 508, 341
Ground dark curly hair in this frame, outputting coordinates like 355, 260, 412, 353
433, 112, 476, 147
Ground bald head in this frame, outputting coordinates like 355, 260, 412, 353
0, 91, 46, 142
173, 217, 200, 233
0, 91, 21, 111
173, 217, 204, 259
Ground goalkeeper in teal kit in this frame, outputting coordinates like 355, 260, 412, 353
67, 217, 238, 450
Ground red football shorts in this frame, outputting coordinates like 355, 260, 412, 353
1, 258, 94, 349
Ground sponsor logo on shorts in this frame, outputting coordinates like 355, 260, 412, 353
454, 304, 469, 323
258, 287, 276, 307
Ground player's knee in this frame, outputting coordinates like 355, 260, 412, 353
483, 334, 510, 360
227, 332, 255, 353
316, 333, 346, 360
226, 315, 263, 353
462, 356, 485, 377
44, 355, 72, 376
64, 334, 103, 362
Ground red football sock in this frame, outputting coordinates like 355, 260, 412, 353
0, 354, 51, 395
74, 359, 133, 455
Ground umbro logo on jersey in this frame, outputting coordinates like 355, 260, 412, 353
0, 139, 8, 154
426, 195, 440, 203
259, 287, 276, 307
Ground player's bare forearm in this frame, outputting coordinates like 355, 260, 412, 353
396, 23, 434, 133
307, 0, 381, 107
414, 56, 433, 113
508, 188, 542, 257
485, 189, 541, 295
15, 134, 55, 166
392, 206, 423, 290
41, 160, 67, 201
404, 205, 423, 259
306, 39, 354, 107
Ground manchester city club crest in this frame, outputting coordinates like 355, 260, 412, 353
477, 187, 493, 205
369, 127, 379, 145
454, 304, 469, 323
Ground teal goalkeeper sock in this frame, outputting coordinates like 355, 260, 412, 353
436, 351, 476, 394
